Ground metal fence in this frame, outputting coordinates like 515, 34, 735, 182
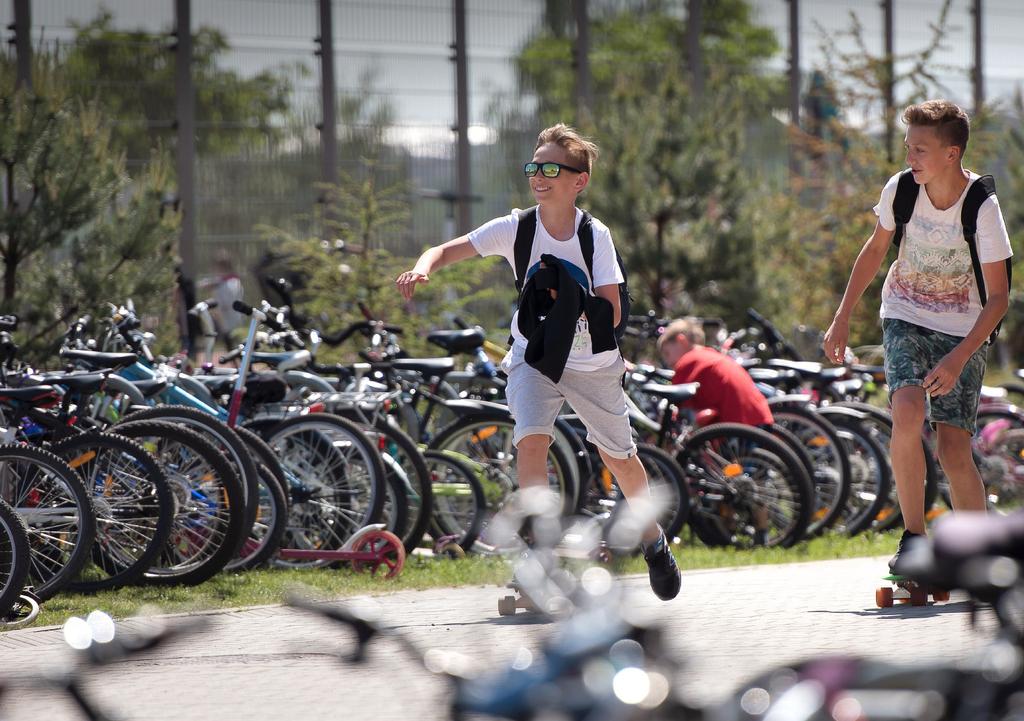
5, 0, 1022, 292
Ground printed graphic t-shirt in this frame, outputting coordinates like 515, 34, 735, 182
469, 207, 624, 372
874, 170, 1012, 337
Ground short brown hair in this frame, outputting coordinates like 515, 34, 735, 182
657, 317, 705, 349
535, 124, 599, 174
902, 100, 970, 156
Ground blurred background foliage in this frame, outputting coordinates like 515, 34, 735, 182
0, 0, 1020, 366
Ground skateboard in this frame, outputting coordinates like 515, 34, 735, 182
875, 574, 951, 607
497, 541, 612, 616
498, 581, 541, 616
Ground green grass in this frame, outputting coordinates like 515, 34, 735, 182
20, 529, 903, 630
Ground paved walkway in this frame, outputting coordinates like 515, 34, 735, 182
0, 556, 999, 721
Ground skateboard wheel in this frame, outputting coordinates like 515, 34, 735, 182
932, 589, 950, 602
876, 587, 893, 608
437, 542, 466, 560
909, 587, 928, 606
498, 596, 517, 616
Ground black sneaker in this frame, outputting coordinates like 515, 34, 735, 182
643, 533, 681, 601
888, 529, 923, 575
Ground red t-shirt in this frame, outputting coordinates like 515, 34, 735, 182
671, 346, 774, 426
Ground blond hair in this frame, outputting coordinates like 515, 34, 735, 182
657, 317, 705, 349
902, 100, 970, 156
535, 124, 599, 174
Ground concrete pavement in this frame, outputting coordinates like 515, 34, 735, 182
0, 555, 1000, 720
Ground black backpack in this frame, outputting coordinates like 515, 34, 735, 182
891, 169, 1012, 343
513, 206, 632, 343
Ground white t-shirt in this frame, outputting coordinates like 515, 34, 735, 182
874, 170, 1012, 337
469, 207, 624, 372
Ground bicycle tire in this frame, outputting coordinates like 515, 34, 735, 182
0, 497, 30, 618
110, 420, 246, 586
424, 449, 486, 552
227, 426, 290, 570
259, 413, 387, 568
119, 405, 261, 541
428, 411, 577, 517
678, 423, 813, 549
826, 417, 893, 536
0, 443, 97, 601
53, 430, 174, 592
768, 406, 852, 536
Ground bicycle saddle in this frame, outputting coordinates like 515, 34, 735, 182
36, 371, 107, 395
129, 377, 168, 398
60, 349, 138, 370
390, 357, 455, 379
0, 385, 60, 404
426, 328, 485, 355
638, 382, 700, 403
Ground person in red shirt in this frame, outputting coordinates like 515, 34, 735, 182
657, 318, 773, 427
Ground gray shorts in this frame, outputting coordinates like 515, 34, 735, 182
503, 350, 637, 459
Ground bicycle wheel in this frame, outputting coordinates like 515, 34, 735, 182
120, 405, 261, 541
677, 423, 813, 549
260, 413, 387, 568
428, 412, 577, 542
424, 449, 486, 552
331, 417, 410, 550
108, 420, 245, 585
52, 430, 174, 592
227, 426, 289, 570
0, 497, 30, 618
826, 417, 893, 536
768, 405, 851, 536
0, 443, 96, 601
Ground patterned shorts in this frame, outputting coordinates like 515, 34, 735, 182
882, 318, 988, 435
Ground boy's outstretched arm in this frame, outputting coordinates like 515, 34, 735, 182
823, 221, 894, 363
396, 236, 479, 300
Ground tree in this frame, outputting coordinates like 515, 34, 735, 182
61, 10, 295, 161
506, 1, 785, 325
0, 58, 179, 361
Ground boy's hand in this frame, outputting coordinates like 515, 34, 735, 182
923, 351, 967, 397
822, 317, 849, 365
396, 271, 429, 300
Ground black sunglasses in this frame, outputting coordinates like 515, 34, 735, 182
524, 161, 585, 178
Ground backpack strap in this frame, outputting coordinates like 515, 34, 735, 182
513, 206, 538, 293
891, 169, 919, 247
960, 174, 1010, 344
577, 211, 596, 292
961, 175, 997, 305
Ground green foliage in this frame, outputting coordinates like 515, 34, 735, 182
0, 58, 179, 361
511, 1, 785, 327
258, 163, 512, 359
62, 10, 296, 160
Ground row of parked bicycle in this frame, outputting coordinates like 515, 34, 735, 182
0, 284, 1021, 626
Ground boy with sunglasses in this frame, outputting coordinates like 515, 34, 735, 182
823, 100, 1012, 573
396, 123, 681, 601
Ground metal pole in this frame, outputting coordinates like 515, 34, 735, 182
687, 0, 704, 101
572, 0, 592, 122
174, 0, 197, 278
882, 0, 895, 164
316, 0, 339, 239
317, 0, 339, 192
451, 0, 471, 236
972, 0, 984, 115
787, 0, 799, 128
12, 0, 31, 90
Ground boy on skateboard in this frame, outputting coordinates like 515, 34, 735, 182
396, 123, 681, 601
823, 100, 1012, 576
